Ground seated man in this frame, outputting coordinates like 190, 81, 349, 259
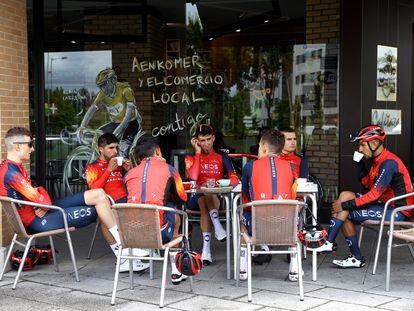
318, 125, 414, 268
185, 124, 239, 265
124, 138, 188, 285
85, 133, 149, 271
85, 133, 130, 203
240, 129, 298, 281
279, 127, 309, 178
0, 127, 139, 271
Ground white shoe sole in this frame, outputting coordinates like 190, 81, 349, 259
171, 274, 188, 285
119, 260, 150, 273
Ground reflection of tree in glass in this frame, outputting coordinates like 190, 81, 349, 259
48, 87, 77, 133
310, 72, 324, 124
223, 89, 251, 138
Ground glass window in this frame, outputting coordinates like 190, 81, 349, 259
29, 0, 339, 204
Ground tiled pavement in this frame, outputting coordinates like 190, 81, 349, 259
1, 224, 414, 311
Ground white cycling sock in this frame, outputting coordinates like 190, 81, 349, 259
209, 209, 224, 232
169, 251, 180, 275
109, 225, 121, 245
110, 243, 118, 256
289, 247, 298, 273
202, 232, 211, 254
240, 247, 248, 272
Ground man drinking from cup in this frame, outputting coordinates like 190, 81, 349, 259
185, 124, 239, 265
85, 133, 131, 203
317, 125, 414, 268
85, 133, 149, 272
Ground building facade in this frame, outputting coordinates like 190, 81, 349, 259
0, 0, 412, 267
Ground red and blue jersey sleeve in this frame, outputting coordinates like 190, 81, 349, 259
343, 159, 398, 210
221, 153, 240, 185
85, 161, 111, 189
185, 154, 200, 181
168, 165, 187, 205
5, 166, 51, 205
241, 161, 253, 204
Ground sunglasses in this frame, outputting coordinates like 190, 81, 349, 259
13, 140, 34, 148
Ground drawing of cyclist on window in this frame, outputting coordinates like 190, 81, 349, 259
77, 68, 143, 157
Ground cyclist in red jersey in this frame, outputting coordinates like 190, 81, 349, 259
0, 127, 125, 266
84, 133, 149, 272
317, 125, 414, 268
85, 133, 130, 203
185, 124, 239, 265
240, 129, 298, 281
279, 127, 309, 179
124, 138, 188, 284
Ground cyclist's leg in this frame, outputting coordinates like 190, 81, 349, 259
328, 191, 354, 242
83, 189, 119, 245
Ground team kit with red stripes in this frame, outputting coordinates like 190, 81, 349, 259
317, 125, 414, 268
125, 156, 187, 244
0, 160, 98, 232
85, 158, 128, 203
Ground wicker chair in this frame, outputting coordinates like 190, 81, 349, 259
110, 203, 191, 308
385, 204, 414, 291
235, 199, 305, 301
356, 193, 414, 275
0, 196, 79, 289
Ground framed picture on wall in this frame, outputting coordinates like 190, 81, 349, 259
166, 39, 180, 60
377, 45, 397, 101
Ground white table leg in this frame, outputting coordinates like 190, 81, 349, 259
232, 193, 241, 280
307, 194, 318, 281
225, 195, 231, 280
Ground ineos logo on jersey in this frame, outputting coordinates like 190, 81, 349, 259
67, 208, 92, 221
201, 163, 219, 170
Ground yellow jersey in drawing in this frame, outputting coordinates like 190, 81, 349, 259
93, 82, 137, 123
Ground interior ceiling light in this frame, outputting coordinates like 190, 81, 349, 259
264, 20, 269, 23
209, 37, 213, 40
70, 40, 76, 44
235, 29, 241, 32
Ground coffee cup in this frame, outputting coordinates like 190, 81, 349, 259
353, 151, 364, 163
297, 178, 307, 187
216, 179, 230, 187
115, 156, 124, 166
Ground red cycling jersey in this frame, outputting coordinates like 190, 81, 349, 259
342, 149, 414, 217
185, 150, 239, 186
0, 160, 51, 227
85, 158, 126, 202
124, 157, 187, 227
242, 155, 297, 210
279, 152, 309, 179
